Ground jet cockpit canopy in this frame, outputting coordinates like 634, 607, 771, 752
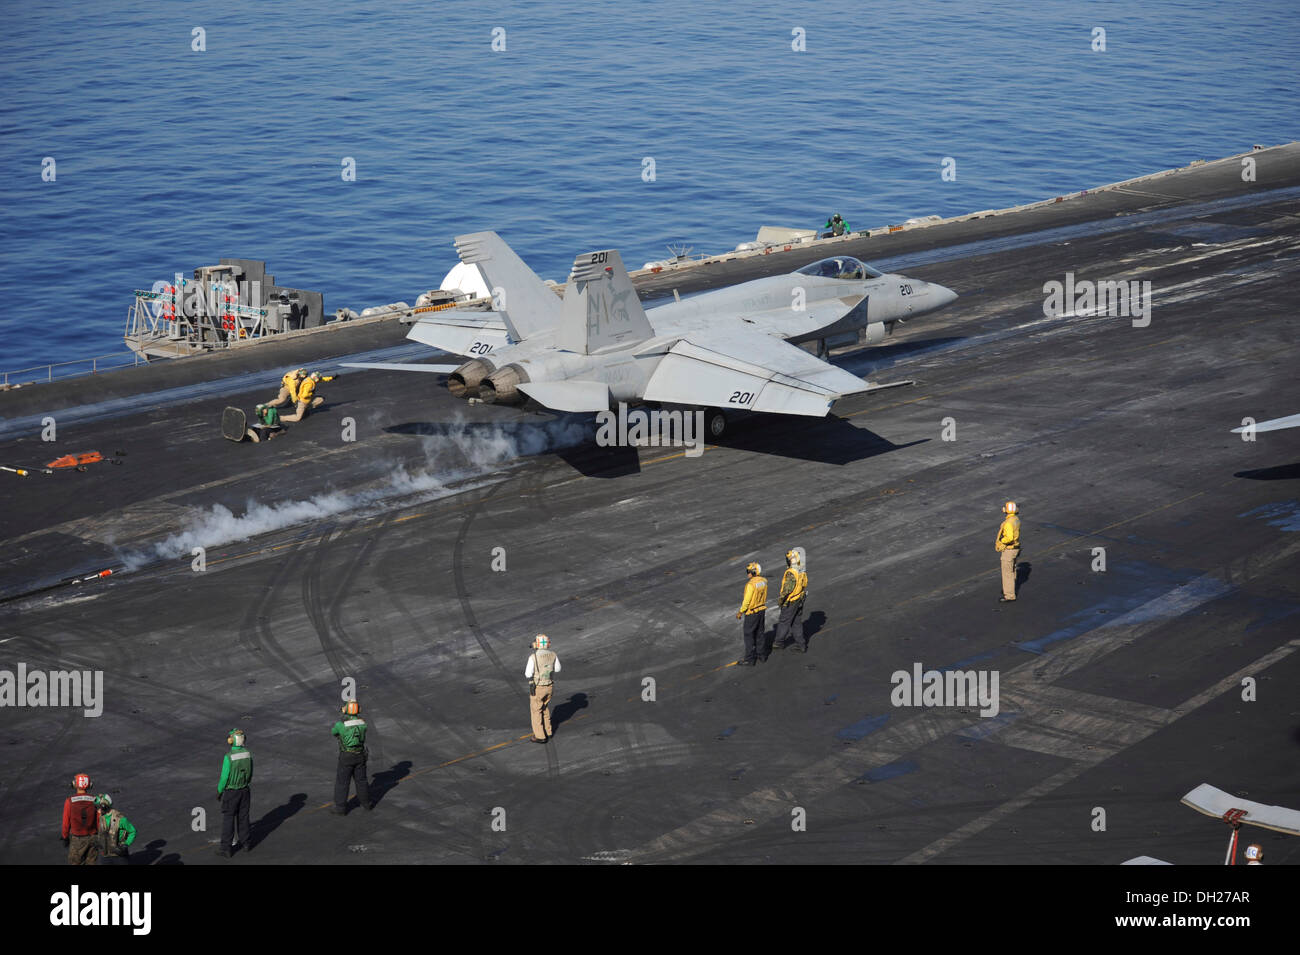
796, 256, 883, 281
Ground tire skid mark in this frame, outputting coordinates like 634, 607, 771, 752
239, 537, 319, 699
317, 516, 484, 821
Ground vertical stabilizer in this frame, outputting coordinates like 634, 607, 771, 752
558, 249, 655, 354
453, 232, 562, 342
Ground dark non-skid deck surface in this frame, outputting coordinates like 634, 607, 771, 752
1, 146, 1297, 864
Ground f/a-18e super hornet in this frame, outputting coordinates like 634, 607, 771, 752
344, 232, 957, 436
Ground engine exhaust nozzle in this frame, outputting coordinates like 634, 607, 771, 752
479, 364, 529, 405
447, 358, 496, 398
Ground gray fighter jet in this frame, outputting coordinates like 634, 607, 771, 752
344, 232, 957, 435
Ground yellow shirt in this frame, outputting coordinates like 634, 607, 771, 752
739, 576, 768, 615
781, 568, 808, 604
281, 371, 300, 402
297, 376, 318, 402
996, 515, 1021, 551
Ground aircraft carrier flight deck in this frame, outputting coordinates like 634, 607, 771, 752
1, 144, 1297, 865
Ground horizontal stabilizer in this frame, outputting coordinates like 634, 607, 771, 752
1181, 783, 1300, 835
643, 330, 870, 417
517, 380, 611, 413
1232, 413, 1300, 434
454, 232, 562, 342
405, 313, 510, 358
339, 362, 462, 374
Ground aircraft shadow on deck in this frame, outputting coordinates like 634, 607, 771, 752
1235, 462, 1300, 481
715, 413, 928, 465
384, 410, 925, 476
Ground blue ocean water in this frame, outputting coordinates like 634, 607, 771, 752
1, 0, 1296, 371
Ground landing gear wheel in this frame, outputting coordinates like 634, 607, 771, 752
703, 408, 727, 440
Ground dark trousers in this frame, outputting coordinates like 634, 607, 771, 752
335, 750, 371, 810
774, 598, 806, 648
221, 787, 251, 848
742, 610, 766, 663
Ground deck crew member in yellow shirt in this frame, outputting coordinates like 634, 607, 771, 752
268, 367, 306, 409
773, 548, 809, 652
736, 562, 768, 665
281, 370, 329, 423
995, 501, 1021, 602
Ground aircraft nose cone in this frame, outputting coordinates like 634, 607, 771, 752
930, 283, 958, 308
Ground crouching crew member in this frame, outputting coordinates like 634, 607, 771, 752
281, 371, 326, 423
217, 728, 253, 857
269, 368, 305, 409
95, 793, 136, 864
525, 634, 560, 742
332, 700, 372, 814
774, 548, 809, 652
736, 562, 768, 665
61, 773, 98, 865
996, 501, 1021, 603
247, 403, 283, 442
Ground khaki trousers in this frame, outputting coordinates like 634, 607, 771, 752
1000, 547, 1020, 600
68, 833, 98, 865
530, 683, 553, 739
268, 386, 295, 408
281, 396, 323, 423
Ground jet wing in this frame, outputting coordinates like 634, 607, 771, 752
405, 311, 511, 358
339, 362, 461, 373
1181, 783, 1300, 835
738, 294, 866, 339
642, 329, 869, 417
1231, 413, 1300, 434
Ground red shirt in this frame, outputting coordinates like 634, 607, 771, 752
62, 793, 98, 837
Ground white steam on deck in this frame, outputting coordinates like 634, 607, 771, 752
116, 413, 594, 570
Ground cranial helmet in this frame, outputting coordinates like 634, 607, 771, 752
1004, 501, 1018, 514
746, 562, 761, 576
535, 634, 549, 650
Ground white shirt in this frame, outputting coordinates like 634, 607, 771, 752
524, 654, 561, 678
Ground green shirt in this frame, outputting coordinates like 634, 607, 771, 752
99, 809, 137, 850
332, 717, 367, 752
218, 745, 253, 792
258, 406, 280, 427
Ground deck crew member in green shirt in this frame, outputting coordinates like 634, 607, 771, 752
331, 700, 372, 814
216, 727, 253, 857
94, 793, 137, 865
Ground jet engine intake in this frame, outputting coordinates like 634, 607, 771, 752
861, 322, 892, 345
